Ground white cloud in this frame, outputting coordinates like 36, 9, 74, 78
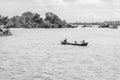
80, 0, 105, 5
0, 0, 120, 22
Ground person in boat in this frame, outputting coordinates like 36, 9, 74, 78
0, 28, 3, 36
74, 41, 77, 44
0, 28, 3, 32
63, 39, 67, 43
83, 40, 85, 43
3, 27, 10, 35
81, 40, 86, 44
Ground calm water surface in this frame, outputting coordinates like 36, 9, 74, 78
0, 27, 120, 80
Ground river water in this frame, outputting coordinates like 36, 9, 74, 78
0, 27, 120, 80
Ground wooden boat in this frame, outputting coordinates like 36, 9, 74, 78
67, 24, 78, 28
0, 30, 12, 36
98, 24, 109, 28
0, 33, 12, 36
61, 41, 88, 46
71, 25, 79, 28
82, 25, 92, 28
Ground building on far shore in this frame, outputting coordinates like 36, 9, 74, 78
104, 21, 120, 25
70, 21, 120, 26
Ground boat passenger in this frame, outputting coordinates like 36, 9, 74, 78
64, 39, 67, 43
3, 28, 10, 35
0, 28, 3, 36
81, 40, 85, 44
0, 28, 3, 32
82, 40, 85, 44
75, 41, 77, 44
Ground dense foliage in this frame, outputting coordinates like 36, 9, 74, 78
0, 15, 8, 25
4, 11, 71, 28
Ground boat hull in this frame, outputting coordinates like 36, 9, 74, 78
61, 41, 88, 46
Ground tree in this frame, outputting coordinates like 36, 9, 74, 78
44, 12, 68, 28
33, 13, 43, 24
0, 16, 8, 25
45, 12, 61, 24
8, 11, 71, 28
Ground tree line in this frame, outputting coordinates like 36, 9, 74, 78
0, 11, 73, 28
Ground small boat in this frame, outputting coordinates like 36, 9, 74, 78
61, 41, 88, 46
98, 24, 109, 28
0, 30, 12, 36
82, 25, 92, 28
67, 24, 78, 28
71, 25, 79, 28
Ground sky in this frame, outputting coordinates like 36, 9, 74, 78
0, 0, 120, 22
